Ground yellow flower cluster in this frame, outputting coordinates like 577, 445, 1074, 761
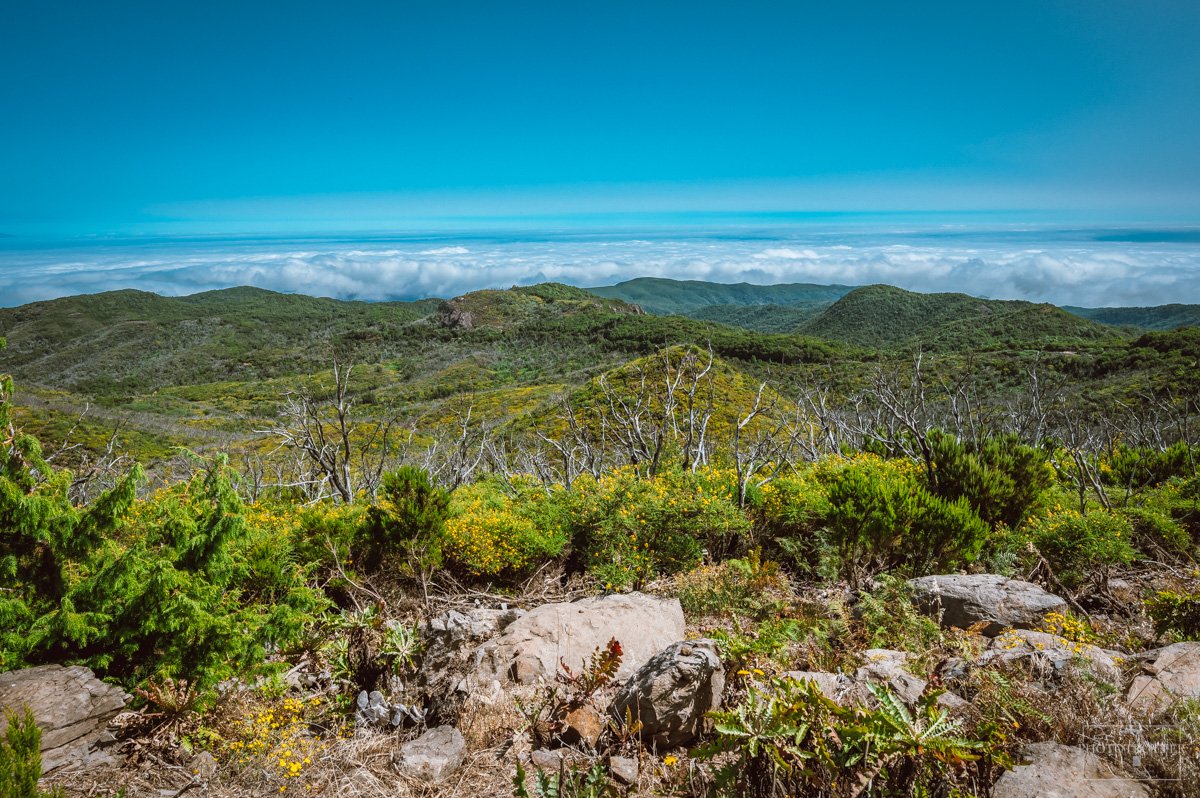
222, 695, 327, 792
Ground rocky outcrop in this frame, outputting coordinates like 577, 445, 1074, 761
472, 593, 685, 687
420, 606, 525, 721
0, 665, 129, 772
1126, 642, 1200, 712
395, 725, 466, 783
982, 629, 1124, 684
992, 742, 1148, 798
909, 574, 1067, 636
609, 639, 724, 750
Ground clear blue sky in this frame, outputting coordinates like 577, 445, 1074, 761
2, 1, 1198, 235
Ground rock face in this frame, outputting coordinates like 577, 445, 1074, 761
472, 593, 685, 687
909, 574, 1067, 636
992, 742, 1148, 798
0, 665, 129, 772
1126, 642, 1200, 711
396, 725, 466, 783
420, 606, 525, 721
983, 629, 1124, 684
610, 639, 724, 750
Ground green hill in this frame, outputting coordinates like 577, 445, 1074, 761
799, 284, 1123, 351
588, 277, 854, 315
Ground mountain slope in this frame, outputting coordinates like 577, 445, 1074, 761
588, 277, 854, 315
799, 284, 1122, 350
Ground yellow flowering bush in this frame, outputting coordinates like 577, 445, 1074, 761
441, 481, 567, 578
220, 695, 332, 792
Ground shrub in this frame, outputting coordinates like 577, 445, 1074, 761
441, 480, 567, 579
927, 430, 1055, 529
0, 708, 62, 798
565, 466, 750, 588
755, 470, 831, 574
1146, 589, 1200, 642
822, 456, 990, 587
359, 466, 451, 573
1028, 509, 1138, 591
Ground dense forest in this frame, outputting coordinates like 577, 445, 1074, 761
1, 280, 1199, 798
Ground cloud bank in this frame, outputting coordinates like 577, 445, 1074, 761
2, 230, 1199, 309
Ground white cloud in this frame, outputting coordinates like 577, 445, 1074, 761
2, 231, 1200, 308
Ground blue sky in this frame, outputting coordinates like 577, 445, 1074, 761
2, 1, 1199, 235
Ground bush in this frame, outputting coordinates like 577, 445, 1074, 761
564, 466, 750, 588
1146, 589, 1200, 642
441, 480, 567, 579
928, 430, 1055, 529
359, 466, 450, 573
1028, 509, 1138, 591
669, 549, 791, 619
0, 708, 62, 798
822, 456, 990, 587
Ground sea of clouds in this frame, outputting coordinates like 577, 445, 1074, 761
2, 229, 1199, 308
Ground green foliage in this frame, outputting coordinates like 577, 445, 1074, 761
513, 760, 616, 798
1, 425, 326, 687
440, 479, 568, 579
563, 467, 750, 588
823, 457, 990, 587
1146, 589, 1200, 642
0, 708, 62, 798
927, 430, 1055, 529
695, 677, 989, 798
1028, 510, 1139, 591
359, 466, 451, 573
853, 577, 945, 667
710, 618, 809, 672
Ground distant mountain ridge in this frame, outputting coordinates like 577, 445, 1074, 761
590, 277, 1200, 335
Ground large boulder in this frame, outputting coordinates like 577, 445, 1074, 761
909, 574, 1067, 636
982, 629, 1124, 684
420, 606, 525, 720
609, 639, 724, 750
0, 665, 129, 772
1126, 642, 1200, 712
396, 725, 466, 783
992, 741, 1148, 798
472, 593, 685, 687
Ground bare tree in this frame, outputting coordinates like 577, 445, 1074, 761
260, 362, 397, 503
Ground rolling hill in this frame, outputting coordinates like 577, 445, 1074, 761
588, 277, 854, 316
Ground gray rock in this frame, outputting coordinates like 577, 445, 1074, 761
982, 629, 1124, 684
472, 593, 685, 687
609, 755, 639, 785
355, 689, 423, 729
396, 725, 466, 783
909, 574, 1067, 636
992, 741, 1148, 798
851, 650, 968, 710
1126, 642, 1200, 712
781, 671, 853, 703
610, 639, 723, 750
530, 748, 566, 771
420, 606, 524, 722
0, 664, 129, 772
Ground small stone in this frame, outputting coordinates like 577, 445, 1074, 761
608, 755, 639, 785
396, 726, 467, 783
610, 639, 724, 750
561, 705, 606, 748
530, 748, 565, 770
190, 751, 218, 780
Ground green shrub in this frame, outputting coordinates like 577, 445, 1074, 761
1146, 589, 1200, 642
928, 430, 1055, 529
1029, 510, 1138, 591
0, 708, 62, 798
359, 466, 451, 573
822, 457, 990, 587
564, 466, 750, 588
